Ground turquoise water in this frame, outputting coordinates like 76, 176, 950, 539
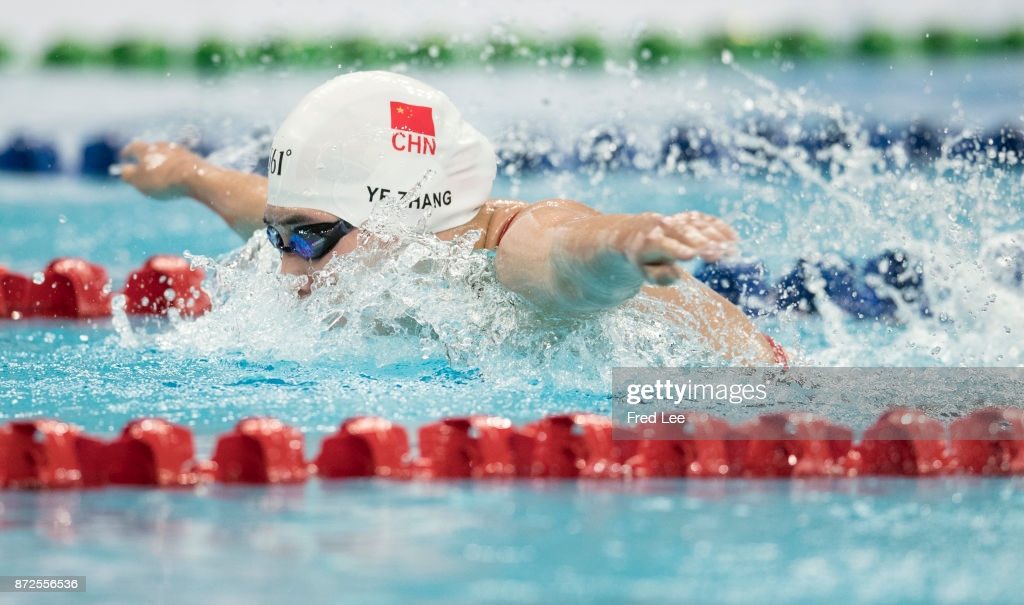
3, 479, 1024, 605
3, 60, 1024, 603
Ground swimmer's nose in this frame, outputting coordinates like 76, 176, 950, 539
279, 255, 316, 297
279, 254, 312, 277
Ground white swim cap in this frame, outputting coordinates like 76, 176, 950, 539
267, 71, 497, 232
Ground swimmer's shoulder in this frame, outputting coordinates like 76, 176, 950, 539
438, 199, 530, 250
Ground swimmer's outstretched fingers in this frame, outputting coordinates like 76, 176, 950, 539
117, 139, 269, 238
117, 141, 197, 200
619, 211, 738, 285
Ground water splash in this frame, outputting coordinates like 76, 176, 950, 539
109, 64, 1024, 376
649, 62, 1024, 367
115, 223, 751, 394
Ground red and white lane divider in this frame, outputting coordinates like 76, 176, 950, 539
0, 255, 210, 320
1, 408, 1023, 489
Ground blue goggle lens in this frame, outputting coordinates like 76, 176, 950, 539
265, 220, 355, 261
290, 234, 315, 259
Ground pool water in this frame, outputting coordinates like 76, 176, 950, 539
2, 59, 1024, 603
3, 479, 1024, 605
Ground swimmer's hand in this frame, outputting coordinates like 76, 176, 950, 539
615, 211, 737, 285
493, 200, 738, 312
118, 141, 203, 200
117, 140, 268, 239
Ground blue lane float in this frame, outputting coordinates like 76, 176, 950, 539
660, 124, 721, 172
992, 126, 1024, 156
950, 129, 1023, 160
797, 125, 852, 172
79, 135, 122, 177
772, 259, 820, 314
0, 136, 60, 173
696, 249, 931, 320
981, 232, 1024, 288
2, 122, 1023, 178
574, 126, 639, 173
693, 259, 773, 317
800, 255, 894, 319
493, 127, 564, 175
902, 122, 943, 163
862, 249, 931, 318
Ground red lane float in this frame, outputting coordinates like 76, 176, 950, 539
624, 412, 731, 478
571, 413, 636, 479
212, 418, 309, 483
464, 415, 519, 478
0, 256, 210, 320
0, 265, 10, 317
504, 413, 638, 479
852, 408, 949, 476
314, 417, 411, 479
5, 408, 1024, 489
949, 407, 1024, 475
0, 420, 106, 488
105, 419, 201, 486
0, 258, 112, 319
416, 416, 517, 479
511, 414, 585, 479
726, 413, 854, 478
122, 255, 211, 317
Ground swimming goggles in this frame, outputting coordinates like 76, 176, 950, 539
265, 219, 356, 260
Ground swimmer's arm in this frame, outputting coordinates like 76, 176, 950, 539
492, 199, 777, 363
492, 199, 735, 311
119, 141, 267, 239
639, 280, 778, 363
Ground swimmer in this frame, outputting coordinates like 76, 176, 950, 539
119, 71, 784, 364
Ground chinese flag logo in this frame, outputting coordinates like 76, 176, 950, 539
390, 101, 435, 137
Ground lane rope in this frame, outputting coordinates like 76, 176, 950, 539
1, 408, 1022, 488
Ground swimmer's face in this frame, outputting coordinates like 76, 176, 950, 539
263, 205, 360, 283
